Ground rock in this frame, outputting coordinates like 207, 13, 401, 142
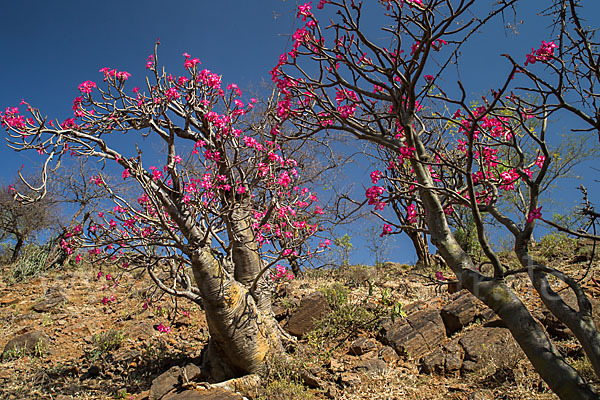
33, 285, 68, 312
443, 341, 463, 373
2, 330, 50, 358
378, 346, 399, 363
285, 292, 332, 337
150, 364, 202, 400
440, 291, 478, 335
300, 370, 322, 388
533, 309, 572, 339
13, 313, 39, 323
420, 349, 445, 374
328, 358, 345, 373
459, 327, 524, 374
379, 308, 445, 360
162, 388, 243, 400
468, 391, 494, 400
128, 322, 157, 341
356, 358, 388, 375
337, 371, 361, 387
271, 304, 287, 320
348, 337, 377, 356
84, 364, 102, 379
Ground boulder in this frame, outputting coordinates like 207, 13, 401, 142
33, 286, 68, 312
459, 327, 524, 374
162, 388, 242, 400
440, 291, 478, 335
355, 358, 388, 375
285, 292, 332, 337
2, 330, 50, 358
379, 307, 445, 360
378, 346, 399, 363
150, 364, 202, 400
348, 337, 377, 356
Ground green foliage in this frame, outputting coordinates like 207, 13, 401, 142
258, 353, 313, 400
5, 243, 53, 283
318, 283, 348, 310
306, 301, 379, 353
536, 232, 577, 260
333, 233, 353, 266
256, 379, 313, 400
453, 214, 484, 262
87, 329, 125, 361
2, 340, 48, 361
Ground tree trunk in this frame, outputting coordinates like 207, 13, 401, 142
407, 230, 432, 267
190, 248, 282, 381
10, 236, 24, 263
405, 126, 599, 399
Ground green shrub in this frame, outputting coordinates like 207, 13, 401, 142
256, 379, 313, 400
318, 283, 348, 310
86, 329, 125, 361
6, 243, 53, 283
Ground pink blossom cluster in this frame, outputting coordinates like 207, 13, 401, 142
270, 264, 294, 282
525, 41, 557, 66
366, 186, 386, 210
156, 323, 171, 333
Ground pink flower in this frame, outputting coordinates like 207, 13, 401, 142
435, 271, 448, 281
380, 224, 392, 237
116, 71, 131, 80
370, 170, 382, 184
156, 323, 171, 333
146, 55, 155, 69
535, 154, 545, 168
406, 203, 418, 224
78, 81, 97, 94
184, 58, 201, 69
319, 239, 331, 248
527, 206, 542, 223
424, 74, 434, 82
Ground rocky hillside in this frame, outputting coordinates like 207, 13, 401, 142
0, 236, 599, 399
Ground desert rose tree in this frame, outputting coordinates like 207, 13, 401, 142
274, 0, 600, 398
1, 46, 328, 380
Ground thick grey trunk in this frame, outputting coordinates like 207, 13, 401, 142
516, 248, 600, 379
190, 248, 281, 380
405, 126, 598, 399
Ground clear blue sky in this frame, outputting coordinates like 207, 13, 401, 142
1, 1, 599, 265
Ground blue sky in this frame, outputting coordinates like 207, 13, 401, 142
1, 1, 599, 265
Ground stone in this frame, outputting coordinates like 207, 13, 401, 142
128, 322, 157, 341
271, 304, 287, 320
285, 291, 332, 337
300, 370, 322, 388
348, 337, 377, 356
440, 291, 478, 335
33, 288, 68, 312
379, 308, 445, 360
2, 330, 50, 358
150, 364, 202, 400
356, 358, 388, 375
378, 346, 399, 363
443, 341, 463, 372
338, 371, 361, 387
459, 327, 524, 374
420, 349, 445, 374
162, 388, 243, 400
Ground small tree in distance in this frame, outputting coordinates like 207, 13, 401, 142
0, 180, 55, 263
275, 0, 600, 398
1, 45, 329, 379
